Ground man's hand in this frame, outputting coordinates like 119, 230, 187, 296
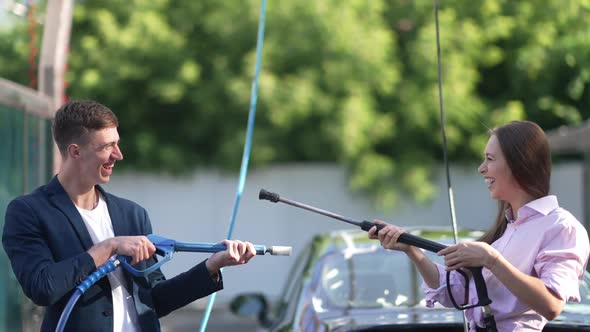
205, 240, 257, 275
88, 235, 156, 267
112, 236, 157, 265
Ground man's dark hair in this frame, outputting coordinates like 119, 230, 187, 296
52, 100, 119, 155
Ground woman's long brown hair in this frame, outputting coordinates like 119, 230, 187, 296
478, 121, 552, 244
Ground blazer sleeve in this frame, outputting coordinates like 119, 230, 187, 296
2, 198, 96, 306
151, 260, 223, 317
135, 208, 224, 317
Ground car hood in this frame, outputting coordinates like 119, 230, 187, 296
316, 306, 464, 332
316, 305, 590, 332
548, 304, 590, 327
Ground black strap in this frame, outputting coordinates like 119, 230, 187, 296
471, 321, 487, 332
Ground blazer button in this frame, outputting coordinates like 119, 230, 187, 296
102, 309, 113, 317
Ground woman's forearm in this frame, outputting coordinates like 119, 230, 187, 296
406, 246, 440, 289
490, 254, 564, 320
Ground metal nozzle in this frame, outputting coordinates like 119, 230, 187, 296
267, 246, 292, 256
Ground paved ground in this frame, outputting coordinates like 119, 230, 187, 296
160, 307, 261, 332
19, 300, 260, 332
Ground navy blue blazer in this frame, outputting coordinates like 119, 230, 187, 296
2, 176, 223, 332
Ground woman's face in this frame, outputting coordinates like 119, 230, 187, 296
478, 134, 521, 201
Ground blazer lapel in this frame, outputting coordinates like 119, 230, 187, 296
46, 176, 95, 250
97, 186, 135, 291
97, 185, 129, 237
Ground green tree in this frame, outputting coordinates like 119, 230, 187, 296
2, 0, 590, 208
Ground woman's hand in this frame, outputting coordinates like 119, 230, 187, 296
368, 220, 411, 252
438, 241, 500, 271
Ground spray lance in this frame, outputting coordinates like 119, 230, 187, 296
55, 234, 292, 332
259, 188, 497, 332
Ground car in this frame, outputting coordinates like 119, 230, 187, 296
230, 227, 590, 332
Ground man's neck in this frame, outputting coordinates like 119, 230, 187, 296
57, 172, 98, 210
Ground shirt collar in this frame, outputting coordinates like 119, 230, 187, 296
525, 195, 559, 215
504, 195, 558, 223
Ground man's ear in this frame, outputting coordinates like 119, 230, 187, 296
66, 143, 81, 159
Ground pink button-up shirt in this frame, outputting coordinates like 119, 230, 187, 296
423, 195, 590, 332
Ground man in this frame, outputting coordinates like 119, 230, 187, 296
2, 100, 257, 332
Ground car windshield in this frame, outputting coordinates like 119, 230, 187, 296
567, 272, 590, 307
311, 230, 590, 313
317, 243, 590, 312
319, 249, 417, 308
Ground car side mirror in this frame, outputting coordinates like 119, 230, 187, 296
229, 293, 271, 327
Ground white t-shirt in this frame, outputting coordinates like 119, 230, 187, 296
76, 194, 140, 332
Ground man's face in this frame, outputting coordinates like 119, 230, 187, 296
76, 127, 123, 185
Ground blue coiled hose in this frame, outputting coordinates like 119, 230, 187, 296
55, 258, 123, 332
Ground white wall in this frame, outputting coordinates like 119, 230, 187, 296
104, 162, 583, 307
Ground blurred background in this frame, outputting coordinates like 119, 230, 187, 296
2, 0, 590, 331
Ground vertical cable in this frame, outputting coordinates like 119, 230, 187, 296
198, 1, 267, 331
434, 0, 459, 245
433, 1, 468, 331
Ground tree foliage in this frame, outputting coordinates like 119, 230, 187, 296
2, 0, 590, 207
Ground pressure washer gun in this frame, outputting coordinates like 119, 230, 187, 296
259, 189, 497, 332
119, 234, 292, 276
56, 235, 292, 332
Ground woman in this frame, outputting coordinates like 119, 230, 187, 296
369, 121, 589, 332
